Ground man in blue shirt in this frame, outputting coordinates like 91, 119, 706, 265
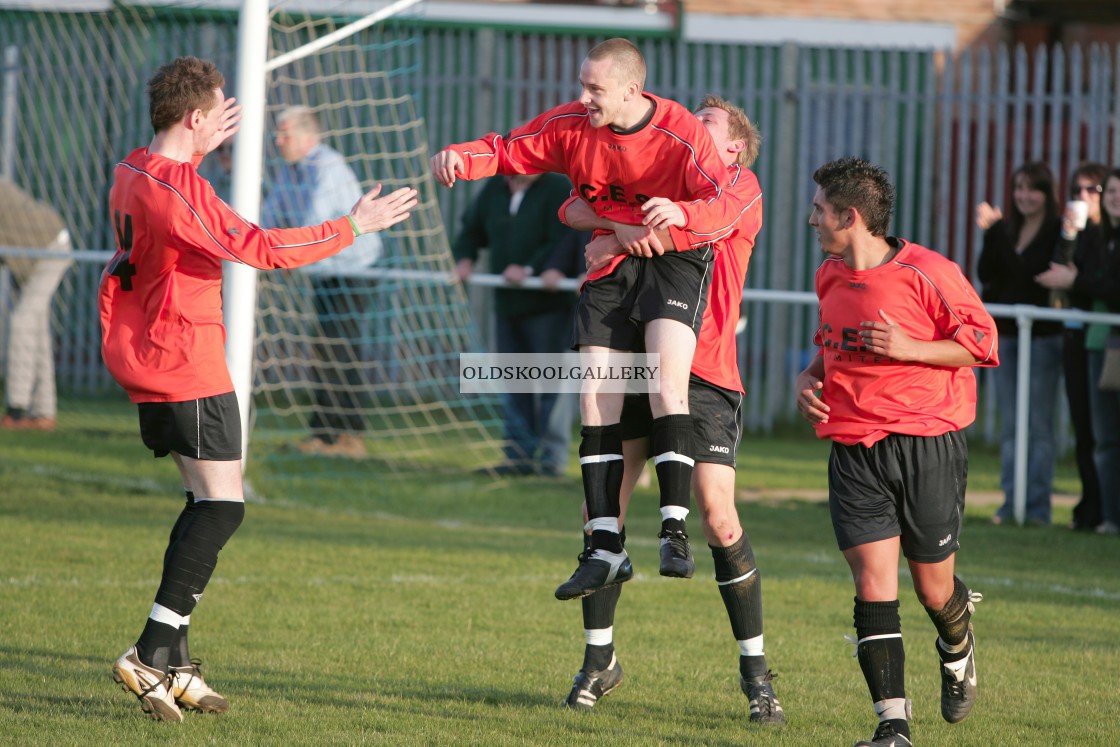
261, 106, 382, 457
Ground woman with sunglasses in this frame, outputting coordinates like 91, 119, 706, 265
1038, 166, 1120, 536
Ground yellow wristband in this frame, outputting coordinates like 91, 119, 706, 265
347, 214, 361, 236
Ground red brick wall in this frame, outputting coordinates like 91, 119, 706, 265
682, 0, 1004, 50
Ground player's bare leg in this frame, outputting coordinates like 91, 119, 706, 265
556, 356, 630, 600
645, 319, 698, 577
695, 463, 784, 724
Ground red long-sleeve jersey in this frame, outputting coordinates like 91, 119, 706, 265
99, 148, 356, 403
447, 95, 740, 281
690, 165, 763, 393
812, 239, 999, 447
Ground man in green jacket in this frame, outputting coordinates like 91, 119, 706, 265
454, 172, 579, 476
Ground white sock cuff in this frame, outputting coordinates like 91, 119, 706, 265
579, 454, 623, 465
738, 634, 765, 657
585, 517, 620, 534
653, 451, 695, 467
149, 603, 186, 628
660, 505, 690, 522
874, 697, 911, 722
585, 627, 614, 647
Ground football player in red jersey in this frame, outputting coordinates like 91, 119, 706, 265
556, 96, 783, 723
432, 38, 746, 601
101, 56, 417, 721
795, 157, 998, 747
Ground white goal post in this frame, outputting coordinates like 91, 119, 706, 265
223, 0, 424, 463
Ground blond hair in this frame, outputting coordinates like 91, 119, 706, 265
696, 94, 761, 168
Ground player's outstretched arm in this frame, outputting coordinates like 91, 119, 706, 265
350, 184, 419, 234
430, 150, 465, 188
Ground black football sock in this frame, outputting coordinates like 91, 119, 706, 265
579, 425, 623, 552
154, 500, 245, 617
162, 491, 197, 575
581, 583, 622, 672
925, 575, 973, 656
651, 415, 693, 532
711, 534, 767, 681
169, 621, 192, 669
854, 598, 909, 737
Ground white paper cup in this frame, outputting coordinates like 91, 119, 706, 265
1068, 199, 1090, 230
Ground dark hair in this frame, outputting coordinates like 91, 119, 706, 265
812, 157, 894, 237
147, 56, 224, 134
1101, 169, 1120, 244
1008, 161, 1058, 238
1071, 161, 1109, 189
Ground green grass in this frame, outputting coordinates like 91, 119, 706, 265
1, 415, 1116, 746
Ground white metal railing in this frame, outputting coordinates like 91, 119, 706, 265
4, 246, 1119, 525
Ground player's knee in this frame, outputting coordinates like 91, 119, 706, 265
700, 509, 741, 546
650, 383, 688, 416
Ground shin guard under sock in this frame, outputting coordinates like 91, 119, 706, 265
154, 500, 245, 617
651, 415, 694, 530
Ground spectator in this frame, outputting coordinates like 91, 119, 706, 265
261, 105, 382, 458
0, 178, 72, 431
1057, 163, 1107, 530
1037, 167, 1120, 535
208, 140, 233, 202
975, 162, 1062, 526
455, 173, 579, 477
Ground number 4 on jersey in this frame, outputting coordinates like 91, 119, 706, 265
110, 210, 138, 291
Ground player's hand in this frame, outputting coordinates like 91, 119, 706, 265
430, 150, 464, 188
585, 233, 625, 272
794, 370, 828, 424
350, 184, 419, 234
202, 97, 242, 155
641, 197, 686, 231
613, 223, 664, 257
859, 310, 918, 361
1035, 261, 1077, 290
975, 201, 1002, 231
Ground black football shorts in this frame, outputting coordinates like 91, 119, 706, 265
618, 373, 742, 467
571, 247, 714, 351
137, 391, 242, 461
828, 431, 968, 563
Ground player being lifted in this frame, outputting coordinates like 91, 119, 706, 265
431, 38, 745, 598
558, 95, 784, 723
100, 56, 417, 721
795, 157, 998, 747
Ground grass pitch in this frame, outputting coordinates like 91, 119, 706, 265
1, 413, 1117, 746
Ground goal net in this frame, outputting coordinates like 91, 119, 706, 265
245, 3, 507, 487
0, 2, 506, 488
